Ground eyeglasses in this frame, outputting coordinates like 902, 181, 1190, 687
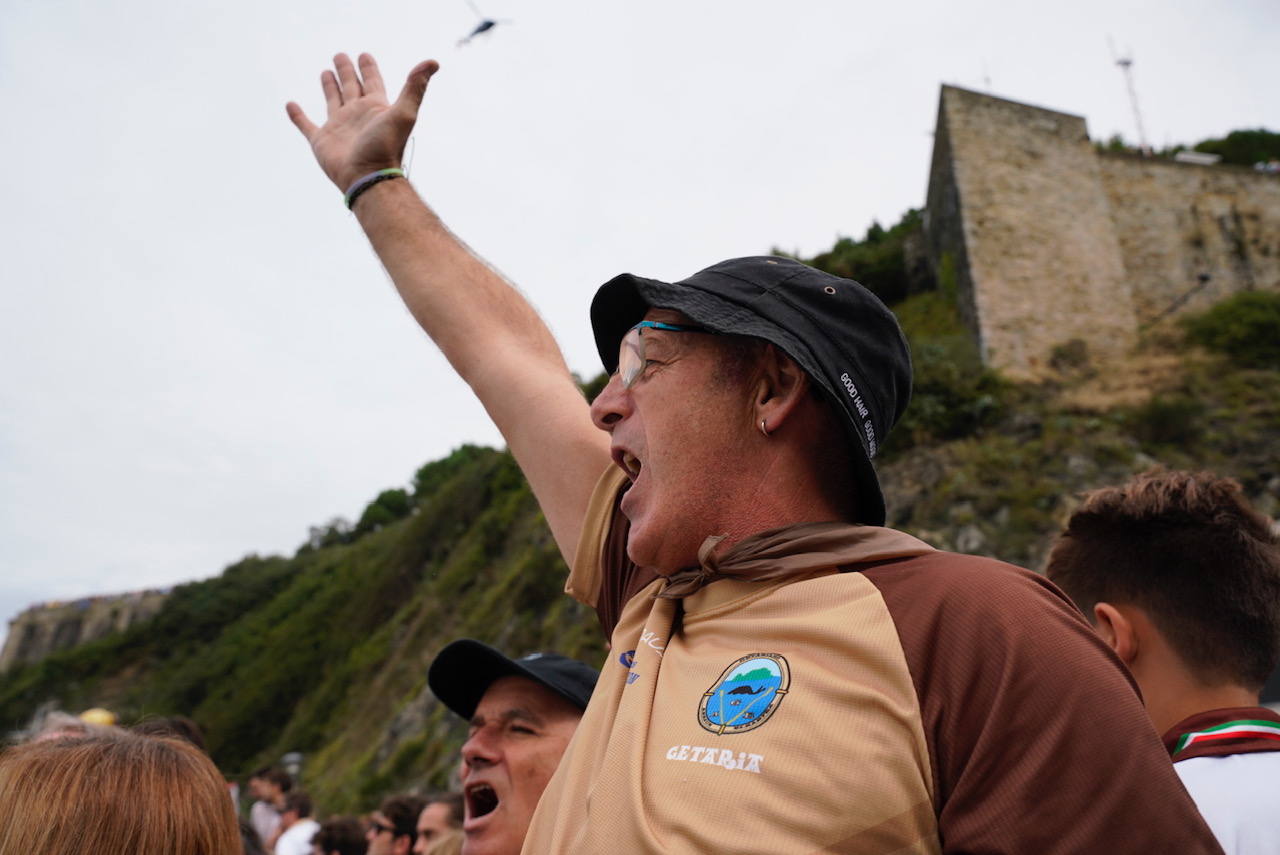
617, 320, 711, 388
367, 818, 396, 836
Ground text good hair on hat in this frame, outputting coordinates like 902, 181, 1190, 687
1046, 469, 1280, 690
0, 729, 240, 855
428, 639, 600, 720
590, 256, 911, 526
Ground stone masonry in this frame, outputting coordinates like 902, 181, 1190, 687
924, 85, 1280, 379
0, 589, 169, 673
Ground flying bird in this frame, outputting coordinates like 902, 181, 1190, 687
458, 0, 508, 46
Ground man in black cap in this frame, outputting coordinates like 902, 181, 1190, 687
428, 641, 597, 855
287, 54, 1224, 854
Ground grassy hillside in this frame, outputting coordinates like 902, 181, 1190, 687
2, 230, 1277, 815
0, 447, 605, 810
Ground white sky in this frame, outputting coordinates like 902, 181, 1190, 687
2, 0, 1277, 638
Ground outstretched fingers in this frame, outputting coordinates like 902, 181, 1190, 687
321, 69, 342, 115
333, 53, 364, 103
395, 60, 441, 115
357, 53, 385, 98
285, 102, 318, 139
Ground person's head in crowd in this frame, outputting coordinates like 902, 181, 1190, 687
365, 794, 427, 855
1046, 469, 1280, 732
412, 793, 464, 855
311, 816, 368, 855
282, 790, 315, 827
250, 765, 293, 807
31, 709, 91, 742
131, 714, 206, 752
0, 729, 239, 854
240, 818, 270, 855
428, 640, 599, 855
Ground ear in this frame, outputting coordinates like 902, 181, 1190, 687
1093, 602, 1139, 665
394, 837, 411, 855
753, 346, 810, 434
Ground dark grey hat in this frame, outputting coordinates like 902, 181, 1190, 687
590, 256, 911, 526
428, 639, 599, 720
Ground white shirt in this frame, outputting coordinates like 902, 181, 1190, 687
250, 801, 281, 846
274, 817, 320, 855
1176, 752, 1280, 855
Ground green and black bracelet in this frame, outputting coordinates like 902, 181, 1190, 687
343, 168, 405, 210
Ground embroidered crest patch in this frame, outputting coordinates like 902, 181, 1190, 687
698, 653, 790, 735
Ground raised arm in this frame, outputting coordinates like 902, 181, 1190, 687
287, 53, 611, 563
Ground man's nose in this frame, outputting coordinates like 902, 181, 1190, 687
460, 728, 499, 769
589, 373, 631, 431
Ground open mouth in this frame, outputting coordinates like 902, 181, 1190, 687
613, 449, 642, 482
466, 783, 499, 821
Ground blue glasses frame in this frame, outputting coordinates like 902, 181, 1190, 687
618, 320, 711, 388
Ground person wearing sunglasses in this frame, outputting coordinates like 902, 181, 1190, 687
364, 795, 428, 855
273, 791, 321, 855
287, 54, 1224, 855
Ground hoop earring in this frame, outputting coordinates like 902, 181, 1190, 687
759, 419, 770, 437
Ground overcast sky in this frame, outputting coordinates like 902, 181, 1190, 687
2, 0, 1276, 639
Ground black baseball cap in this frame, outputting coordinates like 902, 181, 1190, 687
590, 256, 912, 526
428, 639, 599, 720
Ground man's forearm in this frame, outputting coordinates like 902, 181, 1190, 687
351, 177, 569, 388
348, 176, 611, 561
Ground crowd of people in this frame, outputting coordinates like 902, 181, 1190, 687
2, 49, 1278, 854
0, 710, 471, 855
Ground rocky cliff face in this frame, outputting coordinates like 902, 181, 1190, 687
1, 590, 168, 673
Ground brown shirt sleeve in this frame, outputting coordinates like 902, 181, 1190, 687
863, 552, 1224, 855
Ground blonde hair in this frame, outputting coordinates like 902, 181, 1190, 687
0, 729, 239, 855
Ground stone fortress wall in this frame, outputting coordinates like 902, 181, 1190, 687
923, 85, 1280, 378
0, 589, 169, 673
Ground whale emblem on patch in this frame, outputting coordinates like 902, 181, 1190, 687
698, 653, 790, 735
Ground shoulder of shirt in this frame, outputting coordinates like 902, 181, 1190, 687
854, 546, 1098, 667
856, 545, 1074, 609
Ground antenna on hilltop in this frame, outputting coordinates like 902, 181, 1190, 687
1108, 37, 1150, 154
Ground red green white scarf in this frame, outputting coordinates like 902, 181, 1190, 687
1173, 719, 1280, 754
1163, 706, 1280, 761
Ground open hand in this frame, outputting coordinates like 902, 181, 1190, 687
286, 53, 440, 192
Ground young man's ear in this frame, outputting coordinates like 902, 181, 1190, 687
1093, 602, 1139, 665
